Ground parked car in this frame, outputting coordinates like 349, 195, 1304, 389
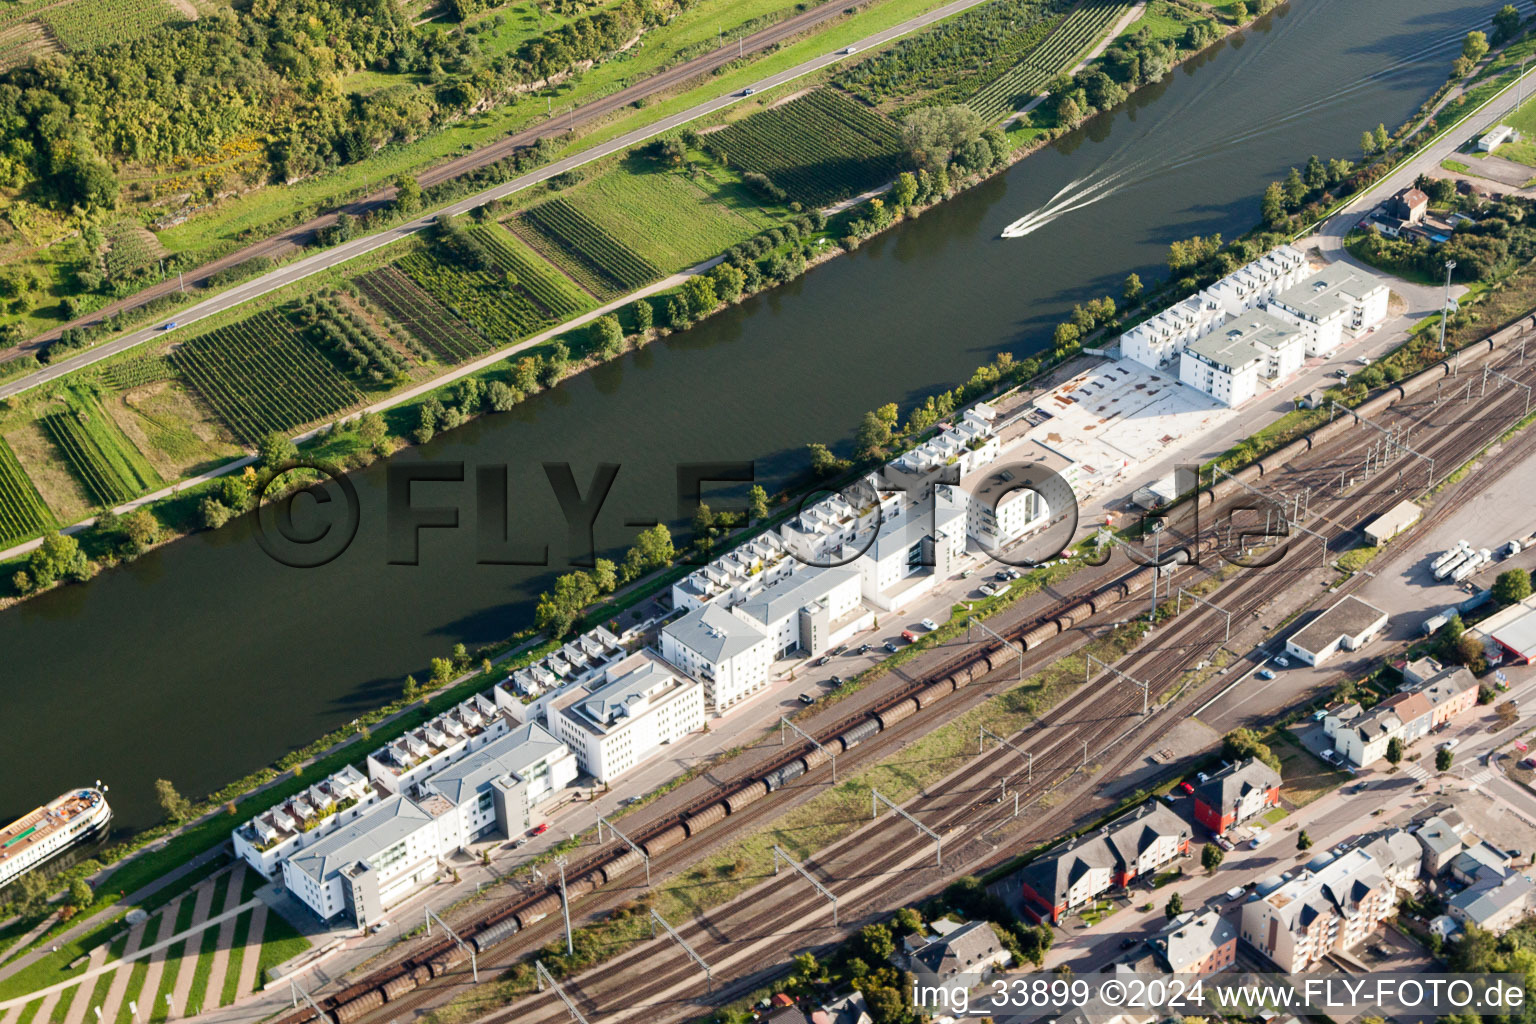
994, 571, 1011, 582
829, 675, 845, 686
814, 655, 830, 667
1358, 356, 1374, 366
1521, 757, 1536, 769
901, 630, 918, 643
1119, 937, 1137, 949
1004, 568, 1023, 580
371, 920, 392, 933
857, 643, 872, 654
979, 584, 997, 597
1273, 656, 1289, 667
883, 640, 898, 653
798, 693, 815, 705
831, 645, 848, 657
1225, 887, 1246, 902
530, 823, 548, 836
1334, 368, 1350, 378
1197, 772, 1210, 783
960, 568, 976, 578
1179, 781, 1194, 794
921, 618, 939, 631
1257, 669, 1276, 680
1440, 738, 1459, 751
1214, 835, 1233, 851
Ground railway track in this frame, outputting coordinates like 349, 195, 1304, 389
280, 314, 1536, 1024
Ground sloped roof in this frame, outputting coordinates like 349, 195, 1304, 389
286, 795, 433, 884
912, 921, 1005, 978
424, 723, 565, 806
663, 601, 765, 663
1194, 758, 1280, 814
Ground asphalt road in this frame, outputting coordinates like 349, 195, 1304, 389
0, 0, 1005, 399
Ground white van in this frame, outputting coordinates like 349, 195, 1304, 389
1225, 887, 1246, 902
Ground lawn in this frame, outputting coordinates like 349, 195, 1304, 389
1261, 805, 1289, 825
218, 913, 250, 1008
1441, 158, 1470, 174
1079, 899, 1119, 926
1119, 0, 1198, 42
1274, 731, 1349, 807
251, 911, 310, 993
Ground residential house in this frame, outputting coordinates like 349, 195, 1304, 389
365, 693, 508, 795
1448, 870, 1534, 935
1193, 758, 1282, 834
1018, 801, 1191, 923
1239, 848, 1397, 971
1385, 186, 1430, 222
732, 564, 868, 662
812, 992, 873, 1024
1360, 829, 1425, 895
1178, 312, 1305, 407
232, 765, 378, 880
1152, 910, 1238, 975
660, 601, 772, 713
909, 920, 1012, 981
1452, 842, 1514, 886
1324, 660, 1479, 768
1415, 815, 1466, 877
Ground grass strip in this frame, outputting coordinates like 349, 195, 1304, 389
218, 913, 250, 1008
251, 913, 311, 992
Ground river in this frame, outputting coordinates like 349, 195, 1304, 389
0, 0, 1495, 830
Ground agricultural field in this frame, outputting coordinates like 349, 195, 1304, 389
295, 294, 412, 384
95, 355, 177, 392
353, 266, 496, 364
40, 386, 163, 508
0, 437, 52, 546
100, 378, 244, 481
512, 200, 662, 299
469, 224, 592, 322
169, 310, 364, 447
395, 248, 550, 347
0, 19, 58, 70
555, 164, 768, 271
1122, 0, 1203, 42
836, 0, 1069, 110
967, 0, 1133, 121
702, 90, 908, 208
40, 0, 181, 52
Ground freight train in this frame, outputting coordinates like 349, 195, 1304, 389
273, 312, 1536, 1024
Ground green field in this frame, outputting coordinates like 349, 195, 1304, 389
40, 387, 163, 508
170, 310, 364, 446
0, 436, 52, 544
560, 165, 767, 270
1120, 0, 1201, 42
968, 0, 1133, 121
396, 248, 552, 346
513, 199, 663, 299
703, 90, 908, 207
469, 223, 593, 321
40, 0, 178, 51
353, 266, 497, 364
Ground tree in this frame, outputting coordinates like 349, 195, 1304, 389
1437, 746, 1455, 772
792, 951, 820, 982
711, 263, 745, 303
590, 314, 624, 358
10, 872, 47, 917
69, 878, 93, 910
893, 907, 923, 934
692, 502, 715, 542
891, 171, 919, 208
535, 571, 599, 638
28, 531, 90, 588
899, 104, 986, 168
258, 431, 298, 469
1283, 167, 1306, 206
1222, 728, 1282, 773
1122, 272, 1143, 304
807, 442, 850, 477
356, 410, 388, 447
682, 275, 717, 316
1494, 568, 1532, 606
394, 175, 423, 213
1297, 829, 1313, 851
486, 380, 520, 411
862, 987, 906, 1024
199, 497, 234, 529
1053, 322, 1081, 349
403, 674, 420, 700
855, 410, 893, 460
1493, 4, 1522, 44
1463, 30, 1490, 64
155, 779, 192, 823
748, 485, 769, 521
1201, 843, 1225, 873
1164, 892, 1183, 918
630, 298, 654, 334
1361, 130, 1377, 157
1373, 123, 1389, 153
121, 508, 159, 554
856, 923, 895, 962
593, 558, 617, 594
1385, 736, 1404, 766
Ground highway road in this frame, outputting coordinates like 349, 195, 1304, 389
0, 0, 1007, 401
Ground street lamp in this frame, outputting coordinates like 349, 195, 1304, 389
1438, 259, 1457, 354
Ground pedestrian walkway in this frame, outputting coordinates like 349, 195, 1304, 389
1466, 767, 1493, 786
170, 883, 218, 1016
63, 946, 109, 1024
201, 866, 247, 1014
1402, 761, 1430, 781
127, 900, 182, 1024
97, 921, 148, 1024
31, 985, 61, 1024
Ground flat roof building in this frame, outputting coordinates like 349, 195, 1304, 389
1265, 265, 1390, 357
1179, 311, 1303, 407
660, 601, 771, 713
551, 653, 706, 782
1284, 596, 1388, 665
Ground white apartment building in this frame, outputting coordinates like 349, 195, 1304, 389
1240, 848, 1396, 972
365, 693, 507, 795
779, 476, 901, 567
1203, 244, 1310, 317
1265, 265, 1390, 357
232, 765, 378, 880
671, 533, 795, 612
1120, 245, 1309, 370
952, 438, 1077, 553
1178, 311, 1304, 407
551, 652, 706, 782
660, 601, 772, 711
733, 564, 866, 660
857, 499, 964, 612
1120, 294, 1225, 370
283, 723, 576, 927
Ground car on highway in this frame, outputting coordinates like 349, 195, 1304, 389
842, 45, 858, 54
798, 692, 815, 705
741, 87, 756, 95
921, 618, 939, 631
1257, 668, 1276, 680
1178, 781, 1194, 794
160, 321, 178, 330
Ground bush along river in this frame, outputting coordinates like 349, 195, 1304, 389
0, 0, 1489, 830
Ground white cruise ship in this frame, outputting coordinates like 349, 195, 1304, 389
0, 788, 112, 888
